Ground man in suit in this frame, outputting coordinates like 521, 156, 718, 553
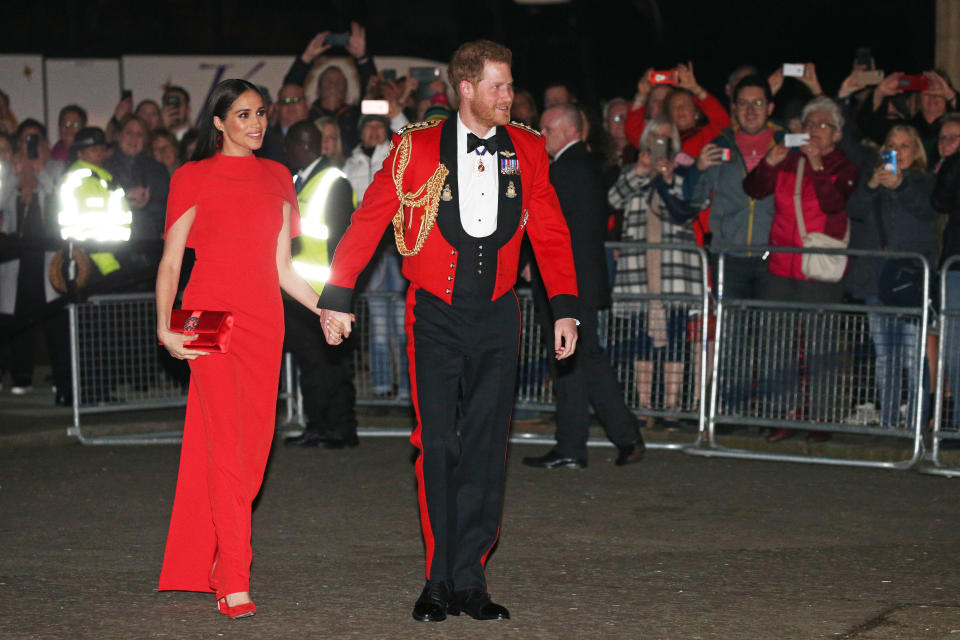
317, 40, 579, 623
281, 120, 359, 449
522, 104, 644, 469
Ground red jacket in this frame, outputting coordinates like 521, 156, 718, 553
317, 117, 578, 318
625, 90, 731, 157
742, 149, 858, 280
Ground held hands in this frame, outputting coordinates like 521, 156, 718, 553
158, 328, 209, 361
319, 308, 355, 345
554, 318, 578, 360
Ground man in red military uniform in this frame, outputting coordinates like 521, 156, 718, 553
318, 40, 579, 622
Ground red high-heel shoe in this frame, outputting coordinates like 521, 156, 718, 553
217, 597, 256, 619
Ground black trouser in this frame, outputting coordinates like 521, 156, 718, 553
282, 300, 357, 439
712, 254, 768, 413
547, 306, 638, 460
3, 253, 70, 393
407, 286, 520, 591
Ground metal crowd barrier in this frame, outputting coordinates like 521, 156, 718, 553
342, 242, 711, 451
687, 246, 928, 470
67, 293, 298, 445
920, 255, 960, 477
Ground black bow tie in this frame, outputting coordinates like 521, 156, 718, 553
467, 132, 498, 154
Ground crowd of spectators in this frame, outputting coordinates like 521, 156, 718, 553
1, 29, 959, 438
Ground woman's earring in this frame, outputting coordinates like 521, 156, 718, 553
216, 130, 223, 149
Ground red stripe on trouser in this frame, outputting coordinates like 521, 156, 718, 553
404, 285, 436, 580
477, 289, 522, 590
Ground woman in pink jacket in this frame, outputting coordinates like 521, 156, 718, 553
742, 96, 859, 441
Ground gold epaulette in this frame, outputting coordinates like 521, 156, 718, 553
397, 119, 443, 137
507, 120, 542, 137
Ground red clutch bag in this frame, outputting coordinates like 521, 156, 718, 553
168, 309, 234, 353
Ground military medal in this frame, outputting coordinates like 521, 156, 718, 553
520, 208, 529, 229
500, 150, 519, 175
441, 183, 453, 202
505, 181, 517, 198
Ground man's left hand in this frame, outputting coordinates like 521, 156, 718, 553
554, 318, 578, 360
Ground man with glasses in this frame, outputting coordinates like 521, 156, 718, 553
50, 105, 87, 162
681, 74, 786, 419
258, 84, 309, 165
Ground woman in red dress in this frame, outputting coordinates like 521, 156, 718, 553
155, 79, 344, 619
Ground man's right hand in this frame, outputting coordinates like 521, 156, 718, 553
301, 31, 332, 63
697, 143, 725, 171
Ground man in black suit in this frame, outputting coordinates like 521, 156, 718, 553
281, 120, 359, 449
523, 103, 644, 469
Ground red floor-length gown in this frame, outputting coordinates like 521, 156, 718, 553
158, 152, 299, 598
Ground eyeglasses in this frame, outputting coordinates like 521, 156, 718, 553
939, 134, 960, 143
803, 120, 837, 131
62, 121, 82, 128
281, 96, 304, 105
735, 99, 766, 110
611, 114, 624, 122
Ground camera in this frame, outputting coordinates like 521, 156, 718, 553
881, 149, 898, 174
25, 134, 39, 159
165, 94, 181, 109
649, 137, 670, 163
898, 75, 929, 92
855, 70, 884, 86
648, 70, 678, 85
782, 63, 805, 78
360, 99, 390, 116
784, 133, 810, 147
324, 32, 350, 48
409, 66, 441, 99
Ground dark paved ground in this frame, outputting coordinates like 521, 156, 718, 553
3, 422, 960, 640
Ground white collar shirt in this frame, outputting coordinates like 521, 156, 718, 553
456, 113, 498, 238
551, 139, 579, 163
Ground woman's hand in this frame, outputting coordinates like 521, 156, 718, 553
158, 328, 209, 360
635, 150, 654, 177
765, 144, 789, 167
676, 61, 705, 98
875, 167, 902, 189
633, 68, 654, 107
319, 309, 355, 345
768, 68, 784, 96
655, 156, 675, 184
800, 138, 824, 171
799, 62, 823, 96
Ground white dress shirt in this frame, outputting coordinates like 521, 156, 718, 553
456, 113, 498, 238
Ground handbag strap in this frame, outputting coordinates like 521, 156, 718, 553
793, 156, 808, 239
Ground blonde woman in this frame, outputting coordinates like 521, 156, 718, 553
314, 116, 345, 167
847, 123, 937, 428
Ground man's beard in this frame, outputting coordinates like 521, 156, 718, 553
466, 98, 511, 129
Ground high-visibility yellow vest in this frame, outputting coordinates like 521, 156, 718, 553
292, 166, 355, 292
58, 160, 131, 275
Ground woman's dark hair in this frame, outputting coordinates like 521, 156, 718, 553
191, 79, 262, 161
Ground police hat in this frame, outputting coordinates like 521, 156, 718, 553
71, 127, 107, 151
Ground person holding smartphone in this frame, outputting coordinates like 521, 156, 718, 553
161, 86, 193, 141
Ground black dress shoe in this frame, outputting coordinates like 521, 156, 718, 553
521, 450, 586, 469
284, 431, 325, 447
447, 589, 509, 620
412, 581, 452, 622
615, 440, 646, 466
318, 435, 360, 449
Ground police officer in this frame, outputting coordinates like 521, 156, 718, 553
57, 127, 132, 403
282, 120, 360, 448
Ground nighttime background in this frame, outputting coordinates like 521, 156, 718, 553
5, 0, 937, 107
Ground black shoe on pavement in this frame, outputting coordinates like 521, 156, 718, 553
447, 589, 510, 620
521, 450, 586, 469
615, 439, 646, 466
412, 581, 452, 622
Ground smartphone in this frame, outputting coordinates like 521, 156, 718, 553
782, 63, 806, 78
121, 89, 132, 101
324, 32, 350, 48
648, 70, 678, 85
650, 137, 669, 162
25, 134, 39, 159
165, 94, 181, 109
898, 74, 929, 92
361, 99, 389, 115
855, 70, 884, 86
719, 148, 731, 162
382, 69, 397, 83
855, 47, 872, 69
410, 66, 441, 98
881, 149, 898, 174
784, 133, 810, 147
